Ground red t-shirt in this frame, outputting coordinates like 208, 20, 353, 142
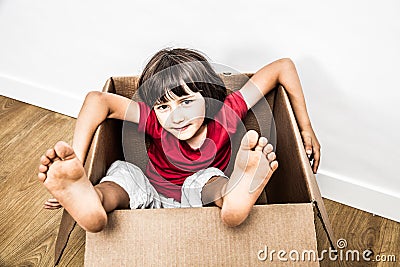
137, 90, 248, 202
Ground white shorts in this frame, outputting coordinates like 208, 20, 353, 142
100, 160, 228, 209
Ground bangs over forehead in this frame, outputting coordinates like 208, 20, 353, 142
158, 83, 198, 105
139, 59, 222, 106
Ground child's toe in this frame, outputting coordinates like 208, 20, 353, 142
263, 144, 274, 155
270, 161, 279, 171
240, 130, 259, 150
38, 172, 46, 182
255, 137, 268, 151
267, 152, 276, 162
54, 141, 75, 160
45, 148, 57, 160
40, 155, 50, 165
39, 164, 48, 173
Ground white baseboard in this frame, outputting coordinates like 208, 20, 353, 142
0, 73, 82, 118
316, 170, 400, 222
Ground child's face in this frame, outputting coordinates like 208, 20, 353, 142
154, 89, 206, 142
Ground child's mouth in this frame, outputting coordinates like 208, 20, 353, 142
174, 124, 190, 132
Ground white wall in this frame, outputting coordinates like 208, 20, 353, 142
1, 1, 399, 221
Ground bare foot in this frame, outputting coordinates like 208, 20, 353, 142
221, 130, 278, 227
38, 141, 107, 232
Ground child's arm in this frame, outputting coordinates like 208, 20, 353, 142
239, 58, 321, 173
72, 91, 140, 163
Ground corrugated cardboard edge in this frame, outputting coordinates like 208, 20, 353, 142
276, 87, 337, 250
85, 204, 320, 266
53, 210, 76, 266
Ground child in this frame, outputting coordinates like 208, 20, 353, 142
37, 48, 320, 233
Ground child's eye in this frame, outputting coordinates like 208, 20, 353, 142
156, 105, 169, 111
182, 99, 193, 105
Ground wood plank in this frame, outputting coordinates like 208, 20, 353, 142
319, 199, 399, 267
377, 219, 400, 267
0, 96, 84, 266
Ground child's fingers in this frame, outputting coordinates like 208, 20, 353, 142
44, 204, 62, 209
47, 198, 59, 203
312, 150, 320, 173
304, 136, 313, 157
44, 199, 62, 209
44, 200, 56, 206
44, 205, 61, 210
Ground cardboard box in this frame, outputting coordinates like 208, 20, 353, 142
54, 74, 336, 266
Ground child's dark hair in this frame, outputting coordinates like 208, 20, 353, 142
138, 48, 227, 123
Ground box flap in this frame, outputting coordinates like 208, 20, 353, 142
85, 204, 319, 266
54, 210, 76, 266
102, 77, 115, 93
266, 87, 311, 203
110, 76, 139, 99
54, 77, 117, 266
274, 87, 336, 250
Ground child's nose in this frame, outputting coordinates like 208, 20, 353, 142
170, 107, 185, 124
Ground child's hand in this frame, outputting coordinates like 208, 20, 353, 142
43, 198, 62, 209
300, 126, 321, 174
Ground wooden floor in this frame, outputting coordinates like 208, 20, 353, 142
0, 95, 399, 267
